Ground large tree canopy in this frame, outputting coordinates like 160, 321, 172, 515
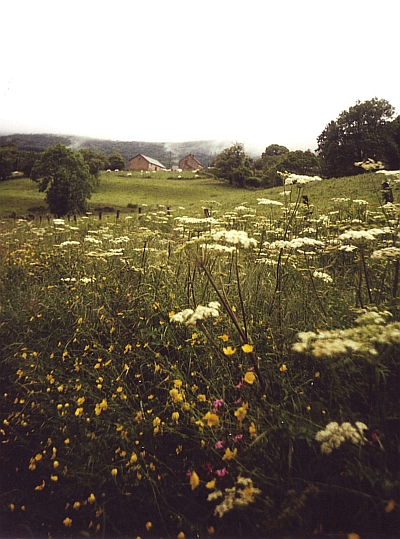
317, 98, 399, 177
31, 144, 96, 216
212, 143, 254, 188
261, 150, 321, 187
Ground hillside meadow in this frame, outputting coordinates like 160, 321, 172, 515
1, 169, 398, 218
0, 171, 400, 539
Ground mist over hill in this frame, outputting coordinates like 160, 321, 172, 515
0, 133, 263, 168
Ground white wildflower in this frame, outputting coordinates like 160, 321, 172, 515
257, 198, 284, 206
170, 302, 220, 326
315, 421, 368, 455
313, 270, 333, 283
212, 230, 257, 249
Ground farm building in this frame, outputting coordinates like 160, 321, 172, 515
178, 154, 203, 170
129, 154, 166, 172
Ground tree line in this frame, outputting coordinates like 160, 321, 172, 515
0, 146, 126, 182
212, 98, 400, 187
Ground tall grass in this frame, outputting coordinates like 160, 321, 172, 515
0, 174, 399, 538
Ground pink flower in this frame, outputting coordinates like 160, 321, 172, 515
214, 440, 224, 449
186, 470, 192, 477
212, 399, 224, 412
233, 434, 243, 442
215, 467, 229, 477
236, 379, 244, 389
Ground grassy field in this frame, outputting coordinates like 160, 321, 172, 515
1, 170, 399, 218
1, 170, 400, 538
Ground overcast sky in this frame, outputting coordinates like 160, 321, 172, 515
1, 0, 399, 153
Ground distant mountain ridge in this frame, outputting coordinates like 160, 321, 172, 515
0, 133, 261, 168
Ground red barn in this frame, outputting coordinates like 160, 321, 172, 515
178, 154, 203, 171
129, 154, 166, 172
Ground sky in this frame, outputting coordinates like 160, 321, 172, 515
1, 0, 399, 154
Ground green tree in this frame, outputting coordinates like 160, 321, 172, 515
79, 148, 108, 180
317, 98, 398, 177
0, 145, 18, 181
212, 143, 254, 188
254, 144, 289, 170
31, 144, 95, 216
262, 150, 321, 187
17, 150, 41, 177
107, 152, 126, 171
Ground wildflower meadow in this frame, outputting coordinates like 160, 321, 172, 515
1, 173, 399, 538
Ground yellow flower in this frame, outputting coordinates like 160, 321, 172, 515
197, 394, 207, 402
146, 521, 153, 531
173, 379, 183, 388
385, 499, 396, 513
249, 421, 257, 439
153, 417, 161, 427
241, 344, 254, 353
203, 411, 219, 427
223, 346, 236, 356
50, 475, 58, 481
190, 471, 200, 490
170, 388, 183, 403
279, 364, 287, 372
234, 403, 248, 422
177, 532, 185, 539
87, 493, 96, 504
129, 452, 138, 464
77, 396, 85, 406
63, 517, 73, 527
111, 468, 118, 477
94, 398, 108, 416
172, 412, 180, 423
205, 479, 216, 490
222, 447, 237, 461
218, 334, 229, 342
244, 371, 256, 385
75, 407, 83, 417
73, 501, 81, 510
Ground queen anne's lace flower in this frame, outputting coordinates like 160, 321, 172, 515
315, 421, 368, 454
170, 302, 220, 326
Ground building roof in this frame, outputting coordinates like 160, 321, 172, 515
179, 154, 203, 166
130, 154, 165, 168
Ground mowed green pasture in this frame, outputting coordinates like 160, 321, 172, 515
1, 169, 398, 218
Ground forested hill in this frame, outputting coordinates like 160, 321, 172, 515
0, 133, 242, 168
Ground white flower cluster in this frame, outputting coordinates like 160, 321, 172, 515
292, 310, 400, 358
257, 198, 284, 206
284, 174, 322, 185
208, 477, 261, 518
315, 421, 368, 455
211, 229, 257, 249
58, 241, 80, 247
170, 302, 220, 327
313, 270, 333, 283
376, 169, 400, 178
338, 228, 390, 243
269, 237, 324, 251
371, 247, 400, 260
200, 243, 236, 254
